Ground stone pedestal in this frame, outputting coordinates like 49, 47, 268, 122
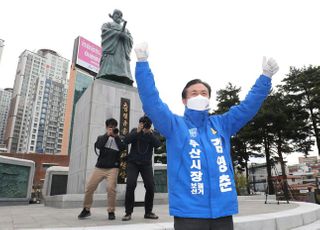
64, 79, 144, 205
43, 79, 168, 208
42, 166, 69, 198
0, 155, 35, 205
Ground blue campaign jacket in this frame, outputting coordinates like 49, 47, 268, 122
135, 62, 271, 219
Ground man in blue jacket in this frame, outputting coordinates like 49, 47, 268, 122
133, 43, 279, 230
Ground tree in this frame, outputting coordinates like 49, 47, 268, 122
215, 82, 255, 194
215, 83, 242, 169
248, 89, 313, 195
248, 98, 276, 194
215, 82, 241, 114
233, 122, 265, 194
282, 66, 320, 155
263, 92, 293, 199
278, 86, 315, 157
215, 83, 263, 194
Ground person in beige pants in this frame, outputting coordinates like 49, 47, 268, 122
78, 118, 125, 220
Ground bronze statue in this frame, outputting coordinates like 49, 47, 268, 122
96, 9, 133, 86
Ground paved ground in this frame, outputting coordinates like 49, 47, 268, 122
1, 196, 320, 229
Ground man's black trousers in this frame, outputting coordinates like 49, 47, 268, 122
125, 162, 155, 214
174, 216, 234, 230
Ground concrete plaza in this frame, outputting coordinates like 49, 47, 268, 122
1, 196, 320, 230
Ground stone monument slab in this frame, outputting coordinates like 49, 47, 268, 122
42, 166, 69, 198
0, 155, 35, 205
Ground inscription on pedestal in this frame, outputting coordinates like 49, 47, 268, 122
0, 163, 30, 198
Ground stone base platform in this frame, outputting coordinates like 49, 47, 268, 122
2, 196, 320, 230
43, 193, 169, 209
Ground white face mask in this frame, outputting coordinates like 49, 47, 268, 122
186, 95, 210, 111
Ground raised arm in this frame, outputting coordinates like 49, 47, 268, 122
95, 134, 108, 150
124, 128, 139, 144
134, 43, 175, 138
220, 57, 279, 136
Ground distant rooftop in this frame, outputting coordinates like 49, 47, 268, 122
37, 49, 60, 57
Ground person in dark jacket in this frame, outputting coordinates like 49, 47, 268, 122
122, 116, 161, 221
78, 118, 125, 220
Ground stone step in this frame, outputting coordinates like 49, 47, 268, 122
292, 219, 320, 230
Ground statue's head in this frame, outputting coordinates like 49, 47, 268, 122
109, 9, 123, 24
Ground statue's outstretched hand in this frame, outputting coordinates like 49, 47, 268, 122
134, 42, 149, 62
262, 57, 279, 78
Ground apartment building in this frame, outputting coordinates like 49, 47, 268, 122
5, 49, 69, 154
0, 88, 12, 146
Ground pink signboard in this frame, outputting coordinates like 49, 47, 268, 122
76, 36, 102, 73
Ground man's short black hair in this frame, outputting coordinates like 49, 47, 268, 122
181, 79, 211, 99
139, 115, 152, 125
105, 118, 118, 127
